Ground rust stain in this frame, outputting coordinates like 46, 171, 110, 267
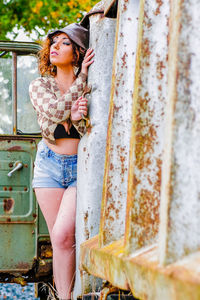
143, 11, 152, 29
156, 60, 166, 80
132, 188, 160, 247
15, 262, 30, 270
104, 193, 121, 229
113, 104, 122, 112
110, 163, 114, 171
142, 38, 151, 62
121, 52, 128, 68
3, 198, 14, 213
130, 64, 162, 246
122, 0, 129, 12
84, 211, 89, 239
155, 158, 162, 193
7, 146, 22, 151
154, 0, 163, 16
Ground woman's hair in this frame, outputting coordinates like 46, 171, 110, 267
38, 35, 86, 77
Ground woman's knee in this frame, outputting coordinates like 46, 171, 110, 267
51, 224, 75, 250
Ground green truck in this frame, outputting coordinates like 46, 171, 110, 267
0, 41, 52, 288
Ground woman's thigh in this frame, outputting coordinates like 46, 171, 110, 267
35, 188, 65, 235
53, 187, 77, 243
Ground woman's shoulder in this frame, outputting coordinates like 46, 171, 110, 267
29, 76, 55, 90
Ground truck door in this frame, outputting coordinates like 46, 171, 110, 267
0, 42, 42, 276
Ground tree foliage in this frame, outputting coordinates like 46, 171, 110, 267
0, 0, 99, 41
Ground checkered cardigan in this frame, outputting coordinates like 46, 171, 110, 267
29, 72, 87, 144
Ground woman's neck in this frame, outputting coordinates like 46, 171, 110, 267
55, 66, 76, 94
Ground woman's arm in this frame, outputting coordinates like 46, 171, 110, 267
29, 72, 87, 123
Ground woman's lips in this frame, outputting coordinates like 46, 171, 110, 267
51, 51, 58, 55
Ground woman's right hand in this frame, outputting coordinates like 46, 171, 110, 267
81, 48, 95, 76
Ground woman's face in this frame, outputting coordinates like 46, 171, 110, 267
49, 33, 74, 68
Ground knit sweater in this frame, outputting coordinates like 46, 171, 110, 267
29, 72, 87, 144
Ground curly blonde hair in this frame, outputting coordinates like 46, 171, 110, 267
38, 35, 86, 77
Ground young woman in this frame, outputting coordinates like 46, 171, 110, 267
29, 23, 94, 300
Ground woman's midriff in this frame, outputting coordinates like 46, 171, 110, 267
44, 138, 80, 155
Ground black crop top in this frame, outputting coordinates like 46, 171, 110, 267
54, 124, 80, 139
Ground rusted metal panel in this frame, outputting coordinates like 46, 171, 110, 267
80, 0, 200, 298
0, 41, 40, 54
80, 236, 129, 290
124, 0, 169, 253
99, 0, 139, 247
159, 0, 200, 265
80, 238, 200, 300
0, 139, 37, 271
74, 5, 116, 298
0, 139, 37, 222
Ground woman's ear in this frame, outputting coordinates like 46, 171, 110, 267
75, 49, 80, 66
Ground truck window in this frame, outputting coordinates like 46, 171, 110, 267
0, 54, 12, 134
0, 52, 40, 135
17, 54, 40, 134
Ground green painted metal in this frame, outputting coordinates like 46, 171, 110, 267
0, 41, 51, 281
0, 41, 41, 54
0, 139, 37, 271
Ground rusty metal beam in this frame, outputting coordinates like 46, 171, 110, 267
80, 236, 200, 300
99, 0, 139, 247
79, 0, 200, 297
124, 0, 169, 254
159, 0, 200, 265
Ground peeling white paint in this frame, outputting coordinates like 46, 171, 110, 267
127, 0, 169, 252
161, 0, 200, 264
100, 0, 140, 246
73, 12, 116, 298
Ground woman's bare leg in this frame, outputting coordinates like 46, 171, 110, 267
35, 188, 65, 235
51, 187, 76, 299
35, 187, 76, 300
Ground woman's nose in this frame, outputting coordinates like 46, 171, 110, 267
53, 42, 60, 49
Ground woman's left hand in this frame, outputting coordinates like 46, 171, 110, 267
81, 48, 94, 76
71, 96, 88, 121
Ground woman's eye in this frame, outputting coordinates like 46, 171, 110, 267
63, 42, 71, 45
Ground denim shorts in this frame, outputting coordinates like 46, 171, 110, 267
32, 139, 77, 189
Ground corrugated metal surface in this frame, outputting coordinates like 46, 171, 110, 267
79, 0, 200, 298
125, 0, 169, 252
159, 0, 200, 264
99, 0, 140, 247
